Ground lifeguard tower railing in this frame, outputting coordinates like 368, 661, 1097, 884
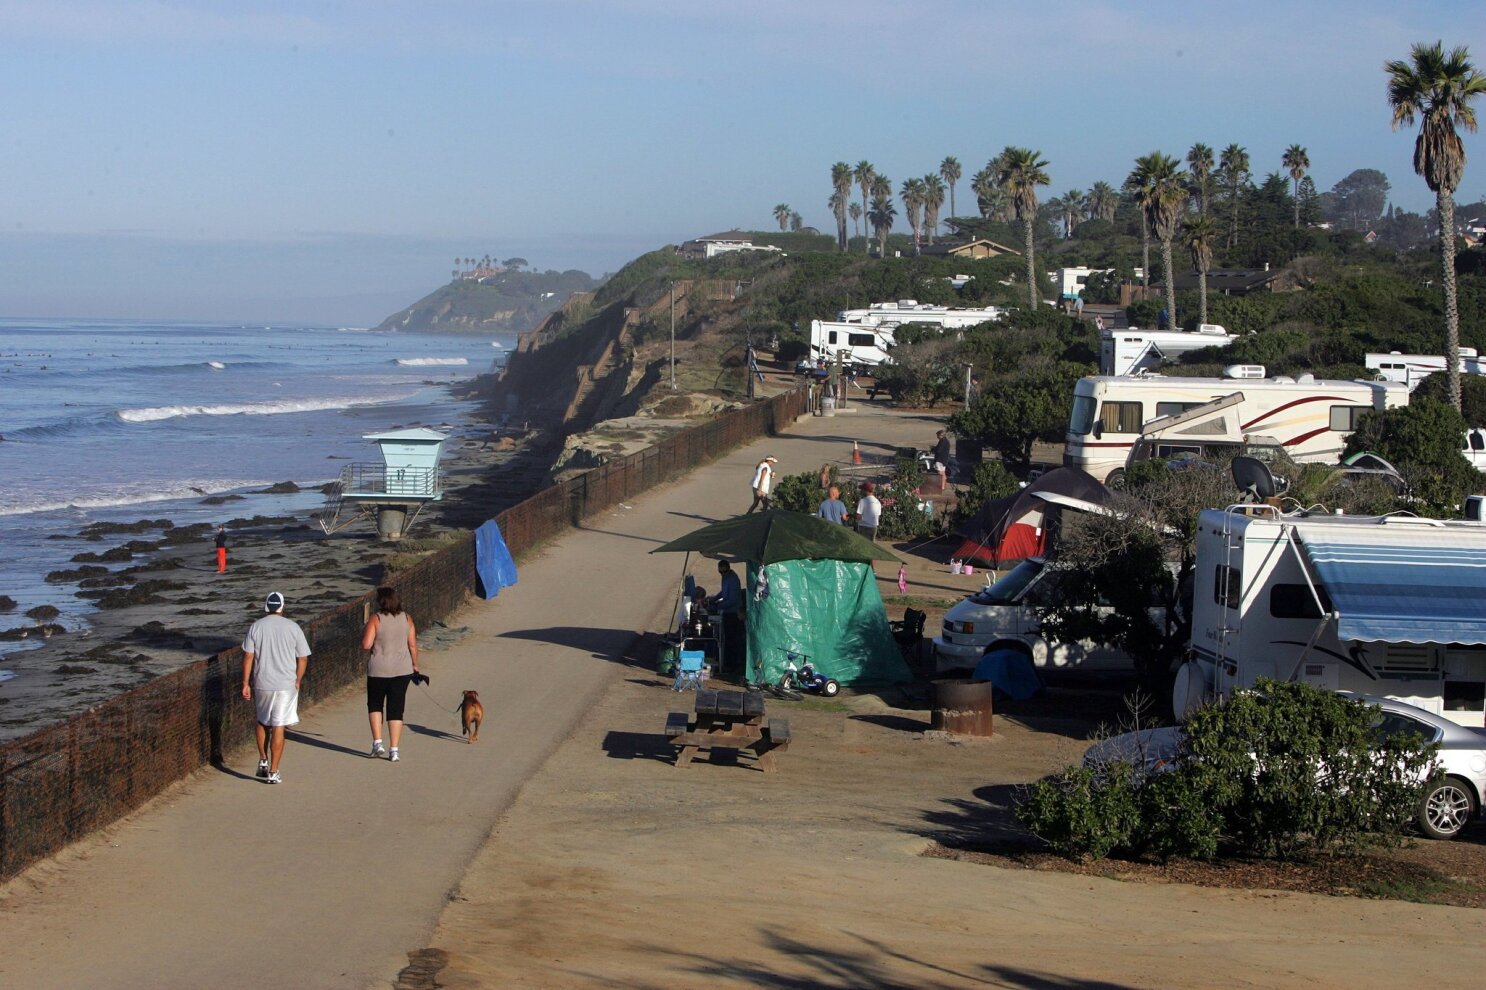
336, 462, 443, 500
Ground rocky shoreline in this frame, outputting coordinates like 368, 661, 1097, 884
0, 395, 559, 742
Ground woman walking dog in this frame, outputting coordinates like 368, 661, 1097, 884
361, 586, 419, 762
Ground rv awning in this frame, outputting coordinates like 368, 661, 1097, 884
1295, 528, 1486, 645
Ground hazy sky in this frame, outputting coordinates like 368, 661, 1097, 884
0, 0, 1480, 325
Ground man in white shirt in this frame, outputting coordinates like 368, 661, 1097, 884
746, 455, 778, 514
855, 481, 883, 541
241, 591, 311, 784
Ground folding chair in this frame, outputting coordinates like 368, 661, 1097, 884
673, 650, 706, 692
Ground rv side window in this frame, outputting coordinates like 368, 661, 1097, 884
848, 333, 875, 347
1269, 583, 1333, 619
1155, 401, 1202, 417
1069, 395, 1096, 436
828, 331, 838, 344
1099, 401, 1143, 434
1213, 565, 1239, 609
1329, 405, 1370, 432
1471, 431, 1485, 452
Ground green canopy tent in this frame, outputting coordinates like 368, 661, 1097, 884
652, 510, 911, 688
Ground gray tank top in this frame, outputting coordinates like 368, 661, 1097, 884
368, 611, 414, 677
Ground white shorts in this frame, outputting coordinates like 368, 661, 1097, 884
253, 689, 300, 727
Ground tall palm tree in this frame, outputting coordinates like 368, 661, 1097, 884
995, 146, 1051, 307
970, 167, 997, 218
773, 203, 791, 232
849, 202, 863, 241
1387, 40, 1486, 410
1186, 143, 1215, 216
939, 156, 962, 221
854, 161, 876, 255
1088, 180, 1118, 222
1130, 151, 1188, 329
900, 177, 926, 251
1282, 144, 1310, 228
1058, 189, 1084, 237
922, 174, 946, 244
867, 193, 897, 257
831, 162, 854, 251
789, 211, 803, 232
1183, 214, 1220, 328
1121, 174, 1152, 289
1218, 143, 1251, 248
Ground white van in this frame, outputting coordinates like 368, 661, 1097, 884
931, 558, 1152, 674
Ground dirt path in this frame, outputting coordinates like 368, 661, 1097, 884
415, 675, 1485, 989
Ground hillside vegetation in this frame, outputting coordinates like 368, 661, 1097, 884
378, 268, 598, 333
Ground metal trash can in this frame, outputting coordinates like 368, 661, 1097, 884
929, 678, 994, 736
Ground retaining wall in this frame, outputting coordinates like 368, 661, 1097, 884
0, 386, 807, 882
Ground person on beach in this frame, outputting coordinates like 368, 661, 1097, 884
817, 485, 847, 524
215, 525, 228, 574
360, 585, 419, 762
241, 592, 311, 784
709, 560, 743, 674
746, 455, 777, 514
855, 482, 883, 542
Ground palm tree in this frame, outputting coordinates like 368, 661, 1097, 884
1130, 151, 1188, 329
1387, 40, 1486, 410
1088, 180, 1118, 222
1186, 143, 1215, 215
1058, 189, 1084, 237
970, 167, 997, 218
939, 156, 962, 220
773, 203, 791, 232
1121, 174, 1152, 289
867, 193, 897, 257
789, 211, 803, 232
922, 174, 946, 244
900, 178, 926, 251
1218, 143, 1251, 248
1183, 214, 1220, 328
831, 162, 854, 251
1282, 144, 1310, 228
849, 202, 863, 241
995, 147, 1051, 307
854, 161, 876, 254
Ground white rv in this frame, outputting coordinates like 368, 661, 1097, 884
1179, 505, 1486, 728
811, 301, 1005, 366
809, 320, 896, 366
1100, 325, 1237, 376
1366, 348, 1485, 391
1064, 371, 1409, 483
835, 300, 1005, 329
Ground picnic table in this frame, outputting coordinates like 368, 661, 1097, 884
664, 688, 790, 772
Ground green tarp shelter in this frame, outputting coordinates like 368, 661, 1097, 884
652, 510, 911, 688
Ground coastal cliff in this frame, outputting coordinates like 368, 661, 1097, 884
378, 268, 598, 333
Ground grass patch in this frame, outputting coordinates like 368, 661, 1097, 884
786, 698, 852, 713
881, 594, 957, 609
1356, 872, 1480, 905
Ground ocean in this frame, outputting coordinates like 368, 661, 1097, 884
0, 318, 514, 661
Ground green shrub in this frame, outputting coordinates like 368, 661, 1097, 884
954, 461, 1019, 522
775, 339, 810, 362
769, 471, 825, 514
1017, 766, 1142, 860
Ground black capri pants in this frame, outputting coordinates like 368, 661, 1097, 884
367, 674, 414, 721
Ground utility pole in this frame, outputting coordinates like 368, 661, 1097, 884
669, 282, 677, 390
964, 363, 974, 411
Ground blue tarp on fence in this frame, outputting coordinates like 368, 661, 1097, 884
475, 519, 518, 599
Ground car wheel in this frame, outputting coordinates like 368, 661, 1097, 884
1105, 469, 1126, 490
1417, 776, 1476, 839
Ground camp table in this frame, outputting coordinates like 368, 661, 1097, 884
664, 688, 790, 772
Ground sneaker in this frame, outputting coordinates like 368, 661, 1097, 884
266, 771, 281, 784
389, 748, 400, 763
256, 759, 269, 779
370, 741, 387, 759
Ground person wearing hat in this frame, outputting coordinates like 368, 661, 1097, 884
241, 591, 312, 784
746, 455, 778, 514
855, 482, 883, 542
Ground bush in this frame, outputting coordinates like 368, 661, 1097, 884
775, 339, 810, 362
1018, 681, 1437, 862
769, 471, 825, 514
954, 461, 1019, 523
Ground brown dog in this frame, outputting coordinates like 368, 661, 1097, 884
460, 690, 484, 743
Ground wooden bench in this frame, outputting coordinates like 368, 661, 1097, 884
665, 688, 788, 772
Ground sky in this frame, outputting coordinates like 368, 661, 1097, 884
0, 0, 1480, 325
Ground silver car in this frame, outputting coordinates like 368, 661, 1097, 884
1082, 694, 1486, 840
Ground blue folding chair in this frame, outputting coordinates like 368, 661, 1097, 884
673, 650, 706, 691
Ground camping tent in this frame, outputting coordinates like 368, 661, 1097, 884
652, 510, 911, 688
953, 467, 1109, 568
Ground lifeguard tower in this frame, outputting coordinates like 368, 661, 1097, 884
317, 428, 447, 540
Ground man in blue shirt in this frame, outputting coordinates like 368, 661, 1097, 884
817, 485, 848, 524
710, 560, 743, 674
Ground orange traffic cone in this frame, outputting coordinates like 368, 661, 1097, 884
852, 440, 862, 465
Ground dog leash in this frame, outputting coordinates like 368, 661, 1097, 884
414, 680, 465, 718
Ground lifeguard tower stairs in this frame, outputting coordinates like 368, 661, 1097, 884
318, 428, 447, 541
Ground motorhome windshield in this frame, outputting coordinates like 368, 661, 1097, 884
1069, 395, 1096, 436
970, 560, 1044, 605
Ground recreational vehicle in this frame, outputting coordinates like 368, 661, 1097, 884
810, 302, 1006, 366
835, 300, 1005, 329
1064, 372, 1408, 483
809, 320, 897, 366
1178, 505, 1486, 728
1366, 348, 1485, 390
1099, 325, 1237, 376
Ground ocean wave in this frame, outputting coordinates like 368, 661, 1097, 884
207, 361, 226, 370
116, 397, 373, 423
490, 341, 504, 348
0, 479, 274, 518
394, 357, 469, 366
